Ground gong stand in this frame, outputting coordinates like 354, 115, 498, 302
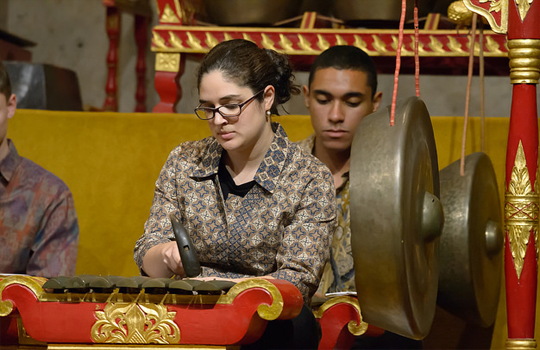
464, 1, 540, 348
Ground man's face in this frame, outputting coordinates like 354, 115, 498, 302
304, 68, 382, 153
0, 93, 16, 149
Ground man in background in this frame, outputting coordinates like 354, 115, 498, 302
299, 45, 422, 348
0, 61, 79, 277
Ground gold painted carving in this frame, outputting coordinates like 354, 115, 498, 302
156, 53, 181, 72
317, 34, 331, 51
353, 35, 368, 52
335, 34, 348, 46
161, 4, 180, 23
428, 36, 446, 53
280, 35, 294, 52
0, 275, 46, 316
515, 0, 534, 21
508, 39, 540, 84
91, 298, 180, 344
298, 35, 317, 53
410, 35, 426, 53
217, 279, 284, 321
313, 296, 368, 336
485, 36, 504, 54
506, 338, 537, 350
448, 35, 466, 53
152, 32, 168, 50
242, 33, 255, 43
205, 33, 218, 49
372, 35, 388, 54
391, 36, 410, 54
169, 32, 183, 49
505, 141, 540, 279
261, 34, 277, 51
463, 0, 508, 33
187, 32, 203, 50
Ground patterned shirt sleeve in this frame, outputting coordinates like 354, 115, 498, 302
269, 158, 336, 302
27, 188, 79, 277
133, 146, 181, 272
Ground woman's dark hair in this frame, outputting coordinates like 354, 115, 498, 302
197, 39, 300, 115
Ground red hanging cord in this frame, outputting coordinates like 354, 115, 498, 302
390, 0, 408, 126
479, 20, 485, 152
414, 0, 420, 97
460, 13, 478, 176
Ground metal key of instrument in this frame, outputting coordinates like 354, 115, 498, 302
169, 213, 201, 278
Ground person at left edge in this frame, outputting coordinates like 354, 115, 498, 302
0, 61, 79, 277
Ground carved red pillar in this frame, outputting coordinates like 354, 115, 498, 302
103, 6, 120, 112
465, 1, 540, 348
134, 14, 148, 112
152, 0, 192, 113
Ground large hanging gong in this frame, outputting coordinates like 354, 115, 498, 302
438, 152, 503, 327
350, 96, 443, 340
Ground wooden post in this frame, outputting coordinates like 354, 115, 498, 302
103, 6, 120, 112
464, 1, 540, 348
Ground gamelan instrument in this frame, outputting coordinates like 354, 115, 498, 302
0, 274, 302, 348
350, 96, 504, 340
438, 152, 503, 327
350, 96, 443, 340
0, 274, 370, 349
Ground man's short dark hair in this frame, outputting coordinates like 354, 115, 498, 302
0, 62, 12, 98
308, 46, 378, 98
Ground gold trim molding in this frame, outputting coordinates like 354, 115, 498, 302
151, 28, 507, 57
0, 275, 46, 316
505, 141, 540, 279
506, 338, 537, 350
217, 279, 284, 321
508, 39, 540, 84
313, 296, 368, 336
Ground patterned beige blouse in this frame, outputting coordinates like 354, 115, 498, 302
134, 123, 337, 303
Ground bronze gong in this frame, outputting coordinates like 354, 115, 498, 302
438, 152, 503, 327
350, 96, 443, 340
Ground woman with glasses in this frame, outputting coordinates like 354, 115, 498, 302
134, 39, 336, 348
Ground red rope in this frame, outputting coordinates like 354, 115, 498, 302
390, 0, 408, 126
479, 20, 485, 152
460, 13, 478, 176
414, 0, 420, 97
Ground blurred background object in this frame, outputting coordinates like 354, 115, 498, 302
4, 61, 83, 111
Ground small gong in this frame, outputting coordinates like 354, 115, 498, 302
438, 152, 503, 327
350, 96, 443, 340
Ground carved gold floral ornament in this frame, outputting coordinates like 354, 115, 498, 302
91, 298, 180, 344
505, 141, 540, 279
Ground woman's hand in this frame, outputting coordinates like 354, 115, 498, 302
142, 241, 186, 278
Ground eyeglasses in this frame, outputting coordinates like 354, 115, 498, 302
194, 90, 264, 120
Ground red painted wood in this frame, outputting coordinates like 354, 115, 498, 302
317, 302, 361, 350
505, 82, 539, 340
134, 14, 148, 112
504, 0, 540, 339
0, 277, 303, 345
153, 57, 185, 113
103, 6, 120, 112
507, 0, 540, 39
